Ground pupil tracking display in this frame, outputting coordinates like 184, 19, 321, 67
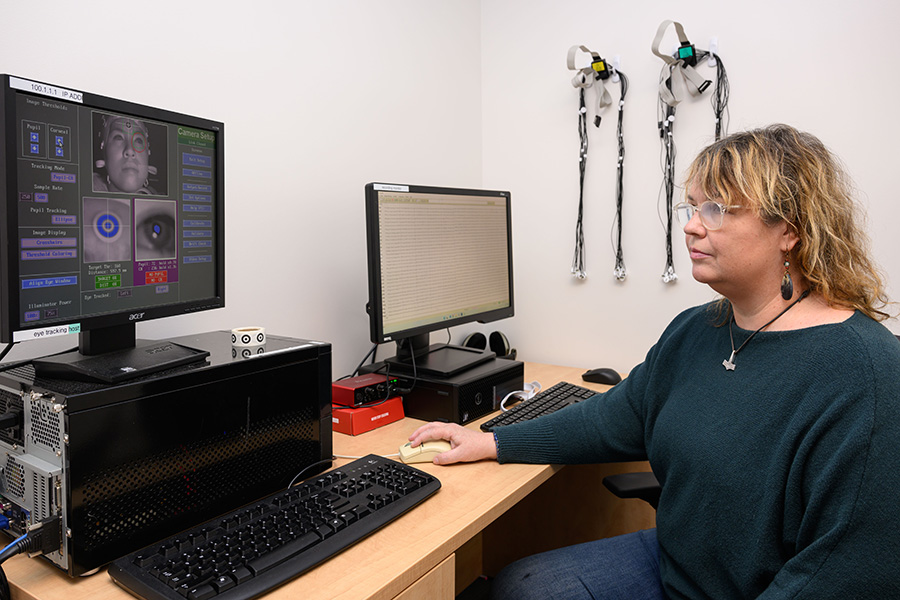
0, 75, 225, 381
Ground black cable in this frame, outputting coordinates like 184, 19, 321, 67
0, 533, 24, 600
695, 49, 730, 141
0, 515, 61, 600
658, 70, 677, 284
0, 517, 60, 565
710, 53, 729, 140
365, 342, 418, 401
287, 457, 335, 490
0, 541, 22, 565
572, 87, 588, 279
383, 343, 417, 399
340, 343, 377, 380
0, 564, 8, 600
612, 70, 628, 282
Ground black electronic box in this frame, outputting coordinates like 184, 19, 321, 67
0, 331, 332, 576
363, 357, 523, 424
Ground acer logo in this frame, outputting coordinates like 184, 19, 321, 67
129, 313, 145, 321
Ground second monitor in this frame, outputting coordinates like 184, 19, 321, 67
365, 182, 514, 378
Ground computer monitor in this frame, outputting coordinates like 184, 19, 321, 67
365, 182, 514, 377
0, 75, 225, 382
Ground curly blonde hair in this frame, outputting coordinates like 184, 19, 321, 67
686, 124, 890, 321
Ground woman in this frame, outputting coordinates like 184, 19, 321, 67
409, 125, 900, 599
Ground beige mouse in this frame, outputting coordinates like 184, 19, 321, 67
399, 439, 452, 464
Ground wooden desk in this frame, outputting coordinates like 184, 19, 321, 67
4, 363, 655, 600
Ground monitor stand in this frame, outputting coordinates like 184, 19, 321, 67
30, 323, 209, 384
385, 343, 495, 378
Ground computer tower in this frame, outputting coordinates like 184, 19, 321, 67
0, 331, 332, 576
363, 357, 524, 424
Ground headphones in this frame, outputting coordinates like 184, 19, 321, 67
462, 331, 517, 360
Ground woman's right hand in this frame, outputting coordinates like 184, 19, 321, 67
407, 422, 498, 465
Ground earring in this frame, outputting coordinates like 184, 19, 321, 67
780, 253, 793, 300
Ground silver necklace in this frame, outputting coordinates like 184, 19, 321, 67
723, 289, 810, 371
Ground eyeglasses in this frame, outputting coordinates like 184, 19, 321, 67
673, 200, 743, 231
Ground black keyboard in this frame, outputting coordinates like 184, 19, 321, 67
108, 454, 440, 600
480, 381, 598, 431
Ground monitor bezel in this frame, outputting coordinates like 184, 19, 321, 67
0, 74, 225, 345
365, 181, 515, 347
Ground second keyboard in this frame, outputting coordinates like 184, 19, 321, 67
480, 381, 599, 431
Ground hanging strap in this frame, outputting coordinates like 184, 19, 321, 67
651, 20, 710, 106
567, 45, 612, 114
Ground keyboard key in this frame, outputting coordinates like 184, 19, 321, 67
211, 574, 236, 593
247, 531, 320, 575
230, 565, 253, 584
187, 584, 215, 600
316, 523, 335, 539
133, 553, 155, 568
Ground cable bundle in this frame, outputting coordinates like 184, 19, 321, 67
0, 515, 61, 600
651, 21, 730, 284
572, 85, 589, 280
612, 71, 629, 282
566, 45, 629, 281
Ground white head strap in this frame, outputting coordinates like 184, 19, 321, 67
567, 45, 612, 114
651, 20, 710, 106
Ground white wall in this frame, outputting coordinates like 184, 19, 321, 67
2, 0, 898, 380
0, 0, 484, 375
478, 0, 900, 374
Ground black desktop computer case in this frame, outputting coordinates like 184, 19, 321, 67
363, 357, 524, 425
0, 331, 332, 576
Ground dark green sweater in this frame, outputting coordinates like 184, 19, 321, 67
495, 306, 900, 599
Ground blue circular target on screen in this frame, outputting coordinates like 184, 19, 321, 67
96, 213, 120, 239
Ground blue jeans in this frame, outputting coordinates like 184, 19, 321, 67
490, 529, 667, 600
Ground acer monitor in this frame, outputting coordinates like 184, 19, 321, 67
365, 182, 514, 377
0, 75, 224, 382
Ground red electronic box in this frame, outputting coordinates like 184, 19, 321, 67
332, 396, 404, 436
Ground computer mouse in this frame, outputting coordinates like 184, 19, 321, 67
581, 367, 622, 385
398, 440, 452, 464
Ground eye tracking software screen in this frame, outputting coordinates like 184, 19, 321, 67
13, 87, 219, 339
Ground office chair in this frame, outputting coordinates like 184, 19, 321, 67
602, 471, 661, 510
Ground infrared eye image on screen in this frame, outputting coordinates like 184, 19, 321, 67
82, 197, 133, 263
134, 199, 177, 261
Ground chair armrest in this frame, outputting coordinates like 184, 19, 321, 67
602, 471, 661, 510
